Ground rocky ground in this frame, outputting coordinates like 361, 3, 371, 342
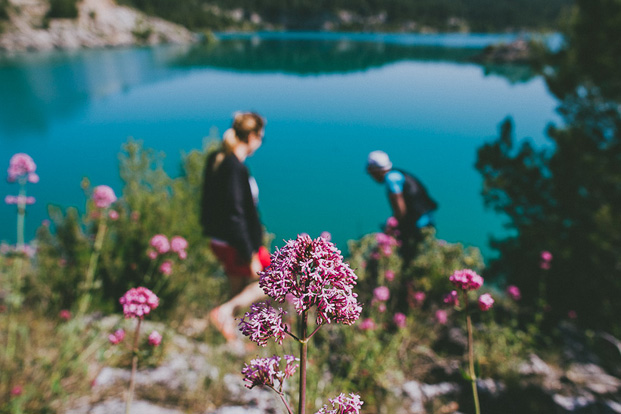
0, 0, 196, 52
62, 317, 621, 414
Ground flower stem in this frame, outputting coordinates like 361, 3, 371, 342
125, 318, 142, 414
78, 214, 108, 315
298, 310, 308, 414
466, 311, 481, 414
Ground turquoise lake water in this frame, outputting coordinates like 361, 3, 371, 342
0, 32, 562, 260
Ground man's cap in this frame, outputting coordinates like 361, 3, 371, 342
367, 150, 392, 171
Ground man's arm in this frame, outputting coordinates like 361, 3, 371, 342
389, 192, 407, 221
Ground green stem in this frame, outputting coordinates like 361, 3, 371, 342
125, 318, 142, 414
78, 213, 108, 315
298, 310, 308, 414
16, 182, 26, 249
465, 297, 481, 414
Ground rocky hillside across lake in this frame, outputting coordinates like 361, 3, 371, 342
0, 0, 197, 52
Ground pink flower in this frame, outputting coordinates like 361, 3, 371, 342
568, 310, 577, 319
435, 309, 448, 325
149, 234, 170, 254
378, 303, 386, 313
373, 286, 390, 302
320, 231, 332, 241
108, 210, 119, 220
316, 393, 364, 414
393, 312, 407, 328
59, 309, 71, 320
449, 269, 484, 291
130, 211, 140, 221
119, 287, 159, 319
443, 290, 459, 306
4, 195, 35, 205
259, 234, 362, 326
359, 318, 376, 331
42, 219, 50, 227
92, 185, 117, 209
385, 270, 395, 282
412, 291, 426, 307
242, 354, 299, 389
7, 153, 36, 182
108, 329, 125, 344
239, 301, 288, 346
148, 330, 162, 346
147, 250, 158, 260
540, 251, 553, 262
540, 261, 551, 270
10, 385, 23, 396
178, 250, 187, 260
375, 232, 399, 257
478, 293, 494, 311
159, 260, 173, 276
506, 285, 521, 301
170, 236, 188, 253
386, 216, 399, 229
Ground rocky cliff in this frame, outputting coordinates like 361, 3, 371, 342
0, 0, 196, 52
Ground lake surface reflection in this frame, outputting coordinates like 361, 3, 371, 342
0, 33, 562, 259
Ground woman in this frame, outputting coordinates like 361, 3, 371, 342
199, 112, 270, 342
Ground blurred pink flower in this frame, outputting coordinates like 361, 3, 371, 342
393, 312, 407, 328
435, 309, 448, 325
92, 185, 117, 209
108, 210, 119, 220
148, 330, 162, 346
359, 318, 376, 331
378, 303, 386, 313
540, 251, 553, 262
178, 250, 187, 260
108, 329, 125, 345
170, 236, 188, 253
159, 260, 173, 276
385, 270, 395, 282
506, 285, 521, 301
540, 261, 551, 270
478, 293, 494, 311
5, 195, 35, 205
320, 231, 332, 241
386, 216, 398, 229
449, 269, 483, 291
147, 250, 158, 260
568, 310, 577, 319
42, 219, 50, 227
7, 153, 36, 182
10, 385, 23, 396
149, 234, 170, 254
119, 287, 159, 319
412, 291, 426, 307
130, 211, 140, 221
59, 309, 71, 320
373, 286, 390, 302
443, 290, 459, 306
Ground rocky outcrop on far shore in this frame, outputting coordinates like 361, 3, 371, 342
0, 0, 196, 52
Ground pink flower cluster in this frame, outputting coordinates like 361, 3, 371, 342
315, 393, 364, 414
373, 286, 390, 302
148, 330, 162, 346
238, 301, 288, 346
506, 285, 521, 301
242, 355, 299, 390
119, 287, 159, 319
149, 234, 188, 261
449, 269, 484, 291
109, 329, 126, 345
7, 153, 38, 183
393, 312, 407, 328
5, 195, 36, 205
359, 318, 376, 331
540, 250, 553, 270
375, 232, 400, 256
258, 234, 362, 326
478, 293, 495, 311
384, 216, 400, 238
59, 309, 71, 320
443, 290, 459, 306
92, 185, 117, 209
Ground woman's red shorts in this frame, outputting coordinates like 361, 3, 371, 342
210, 240, 271, 278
